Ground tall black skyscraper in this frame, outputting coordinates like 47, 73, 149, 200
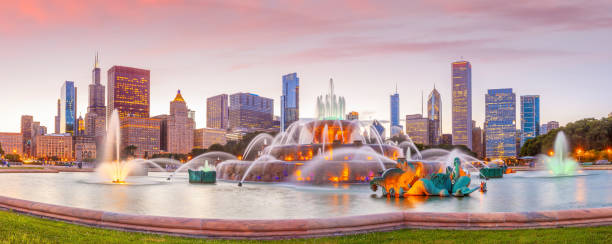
85, 53, 106, 138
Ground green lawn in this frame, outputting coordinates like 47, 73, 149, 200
0, 209, 610, 244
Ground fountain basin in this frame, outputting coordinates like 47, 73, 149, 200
480, 168, 504, 178
0, 193, 611, 239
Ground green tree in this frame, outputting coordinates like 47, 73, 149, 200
519, 117, 612, 156
0, 142, 4, 156
189, 148, 207, 158
208, 143, 225, 152
122, 145, 137, 159
4, 154, 21, 162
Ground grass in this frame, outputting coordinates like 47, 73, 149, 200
0, 209, 610, 244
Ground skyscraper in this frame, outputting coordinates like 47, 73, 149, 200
520, 95, 540, 146
162, 90, 195, 154
206, 94, 229, 129
54, 99, 60, 134
452, 60, 472, 149
85, 53, 106, 139
427, 86, 441, 145
281, 73, 299, 131
20, 115, 33, 156
405, 114, 429, 145
390, 89, 400, 128
485, 89, 517, 159
89, 53, 105, 116
107, 66, 150, 120
60, 81, 77, 135
229, 93, 274, 130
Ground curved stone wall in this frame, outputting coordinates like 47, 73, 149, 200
0, 195, 611, 239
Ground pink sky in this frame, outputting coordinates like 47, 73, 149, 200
1, 0, 611, 133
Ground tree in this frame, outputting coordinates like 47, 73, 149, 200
208, 143, 225, 152
4, 154, 21, 162
122, 145, 137, 159
519, 117, 612, 156
190, 148, 207, 158
0, 142, 4, 156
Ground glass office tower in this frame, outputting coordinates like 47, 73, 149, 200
452, 61, 472, 149
281, 73, 299, 131
485, 88, 517, 159
520, 95, 540, 146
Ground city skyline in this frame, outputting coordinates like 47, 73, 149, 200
2, 1, 612, 133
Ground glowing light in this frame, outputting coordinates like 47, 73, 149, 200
296, 170, 303, 181
341, 163, 349, 181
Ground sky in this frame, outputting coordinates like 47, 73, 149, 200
1, 0, 611, 134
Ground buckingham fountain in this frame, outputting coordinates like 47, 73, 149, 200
0, 78, 609, 224
215, 79, 402, 185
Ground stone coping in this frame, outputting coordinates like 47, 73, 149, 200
1, 195, 611, 239
0, 169, 59, 173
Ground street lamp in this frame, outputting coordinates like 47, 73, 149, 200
576, 148, 583, 162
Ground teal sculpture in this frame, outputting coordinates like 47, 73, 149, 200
188, 160, 217, 184
370, 157, 480, 197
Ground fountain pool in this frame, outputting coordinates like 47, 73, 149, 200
0, 170, 609, 219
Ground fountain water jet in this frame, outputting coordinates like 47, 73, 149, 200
542, 131, 579, 176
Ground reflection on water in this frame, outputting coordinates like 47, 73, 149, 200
0, 171, 610, 219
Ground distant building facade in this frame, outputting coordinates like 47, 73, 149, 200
107, 66, 150, 120
35, 134, 73, 161
442, 134, 453, 145
541, 121, 560, 135
194, 128, 227, 149
206, 94, 229, 129
60, 81, 77, 135
76, 116, 85, 136
405, 114, 429, 145
346, 111, 359, 120
452, 60, 472, 149
520, 95, 540, 146
427, 87, 442, 145
372, 120, 386, 140
485, 89, 517, 159
0, 132, 23, 156
73, 136, 96, 161
120, 117, 160, 158
472, 121, 483, 158
229, 93, 273, 130
281, 73, 299, 131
